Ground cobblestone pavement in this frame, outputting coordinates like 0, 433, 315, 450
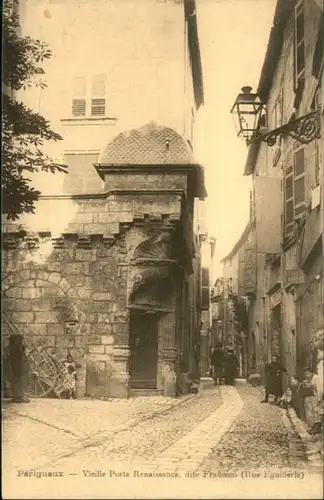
2, 394, 197, 471
2, 383, 323, 499
201, 382, 305, 471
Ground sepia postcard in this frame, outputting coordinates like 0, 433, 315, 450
1, 0, 324, 499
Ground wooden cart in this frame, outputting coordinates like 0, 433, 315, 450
3, 310, 75, 398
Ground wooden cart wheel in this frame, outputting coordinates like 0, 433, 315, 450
27, 345, 59, 398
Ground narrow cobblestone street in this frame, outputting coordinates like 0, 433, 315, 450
2, 383, 323, 499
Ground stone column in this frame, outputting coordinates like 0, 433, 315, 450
109, 345, 131, 398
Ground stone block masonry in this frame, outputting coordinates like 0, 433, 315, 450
2, 228, 129, 398
2, 184, 187, 399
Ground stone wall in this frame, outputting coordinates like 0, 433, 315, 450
2, 231, 128, 398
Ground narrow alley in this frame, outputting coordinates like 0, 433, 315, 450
2, 383, 322, 499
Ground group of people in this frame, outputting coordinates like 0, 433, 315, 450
210, 343, 239, 386
261, 352, 323, 435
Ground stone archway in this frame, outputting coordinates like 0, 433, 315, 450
2, 267, 85, 360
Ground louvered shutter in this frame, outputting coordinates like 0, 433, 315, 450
91, 74, 106, 116
72, 76, 86, 116
201, 267, 210, 311
293, 147, 306, 218
63, 153, 100, 194
284, 165, 294, 236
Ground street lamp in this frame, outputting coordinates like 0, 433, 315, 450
230, 86, 264, 144
230, 85, 321, 147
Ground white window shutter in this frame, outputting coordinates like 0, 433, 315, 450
91, 74, 106, 116
72, 76, 87, 116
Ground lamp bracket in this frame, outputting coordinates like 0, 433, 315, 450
251, 109, 321, 147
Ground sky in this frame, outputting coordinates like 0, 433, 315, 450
195, 0, 276, 276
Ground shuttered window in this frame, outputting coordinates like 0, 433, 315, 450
63, 153, 100, 194
71, 74, 106, 117
284, 166, 294, 236
293, 147, 306, 217
72, 76, 87, 116
294, 1, 305, 91
284, 147, 306, 237
201, 267, 210, 311
91, 74, 106, 116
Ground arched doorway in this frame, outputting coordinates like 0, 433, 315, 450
129, 311, 159, 389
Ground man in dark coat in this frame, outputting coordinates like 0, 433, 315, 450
211, 343, 225, 385
224, 348, 239, 385
8, 334, 30, 403
261, 354, 287, 404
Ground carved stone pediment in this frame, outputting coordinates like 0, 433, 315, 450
128, 266, 175, 311
132, 231, 172, 262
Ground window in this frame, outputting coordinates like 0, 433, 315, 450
63, 153, 100, 194
284, 147, 306, 236
293, 147, 306, 217
294, 1, 305, 91
72, 77, 86, 116
72, 74, 106, 117
201, 267, 210, 311
284, 166, 294, 236
271, 89, 284, 130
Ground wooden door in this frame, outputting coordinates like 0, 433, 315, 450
129, 313, 158, 389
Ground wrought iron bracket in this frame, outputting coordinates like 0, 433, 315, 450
250, 109, 321, 147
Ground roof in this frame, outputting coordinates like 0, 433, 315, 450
185, 0, 204, 108
243, 0, 295, 176
220, 220, 254, 263
99, 122, 194, 165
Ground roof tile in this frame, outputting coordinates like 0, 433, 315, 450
99, 122, 194, 165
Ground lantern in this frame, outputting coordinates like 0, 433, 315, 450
230, 86, 264, 143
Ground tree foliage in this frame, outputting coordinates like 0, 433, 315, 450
2, 0, 67, 220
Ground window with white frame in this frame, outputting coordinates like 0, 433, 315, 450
284, 146, 306, 237
294, 0, 305, 91
71, 74, 106, 117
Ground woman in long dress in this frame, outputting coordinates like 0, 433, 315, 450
298, 367, 321, 431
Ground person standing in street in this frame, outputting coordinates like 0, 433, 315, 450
211, 342, 225, 385
261, 354, 286, 404
298, 366, 322, 434
224, 347, 239, 386
64, 353, 77, 399
8, 334, 30, 403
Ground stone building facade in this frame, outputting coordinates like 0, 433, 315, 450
229, 0, 323, 380
3, 0, 208, 397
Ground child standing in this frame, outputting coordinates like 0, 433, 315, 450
64, 354, 77, 399
298, 367, 321, 432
